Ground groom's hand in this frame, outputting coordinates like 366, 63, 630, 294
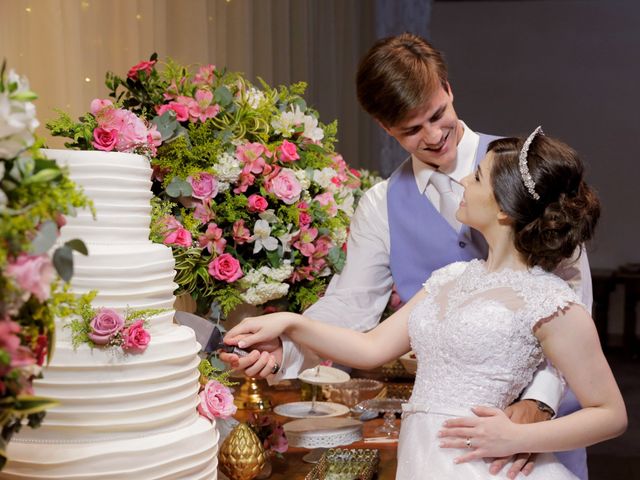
219, 336, 283, 379
489, 399, 552, 478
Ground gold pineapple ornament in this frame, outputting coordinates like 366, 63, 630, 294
219, 423, 266, 480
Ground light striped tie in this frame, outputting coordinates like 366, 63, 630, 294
429, 171, 461, 231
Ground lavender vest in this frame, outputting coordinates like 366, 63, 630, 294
388, 133, 498, 303
387, 132, 588, 480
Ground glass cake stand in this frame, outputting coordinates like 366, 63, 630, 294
356, 397, 406, 437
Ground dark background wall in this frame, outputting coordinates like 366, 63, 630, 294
428, 0, 640, 271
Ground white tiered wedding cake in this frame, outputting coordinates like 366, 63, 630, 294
2, 150, 219, 479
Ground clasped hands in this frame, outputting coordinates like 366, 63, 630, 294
439, 399, 552, 478
218, 313, 288, 379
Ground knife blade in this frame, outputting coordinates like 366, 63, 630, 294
174, 311, 249, 356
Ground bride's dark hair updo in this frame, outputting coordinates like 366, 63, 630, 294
488, 135, 600, 271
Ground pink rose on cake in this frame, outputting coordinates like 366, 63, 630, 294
122, 320, 151, 352
208, 253, 243, 283
198, 380, 237, 420
88, 308, 125, 345
92, 127, 118, 152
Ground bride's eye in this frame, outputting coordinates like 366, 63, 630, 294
474, 170, 480, 181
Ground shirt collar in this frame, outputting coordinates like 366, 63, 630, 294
412, 120, 480, 193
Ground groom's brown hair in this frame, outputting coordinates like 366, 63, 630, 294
356, 32, 449, 127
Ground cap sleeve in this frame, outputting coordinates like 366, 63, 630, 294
523, 273, 584, 331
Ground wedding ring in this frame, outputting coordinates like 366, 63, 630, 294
465, 437, 472, 449
271, 362, 280, 375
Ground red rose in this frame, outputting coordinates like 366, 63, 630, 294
127, 60, 156, 80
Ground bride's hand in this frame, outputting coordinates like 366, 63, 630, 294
224, 312, 298, 351
438, 406, 523, 465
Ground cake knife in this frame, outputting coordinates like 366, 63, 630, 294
174, 311, 249, 356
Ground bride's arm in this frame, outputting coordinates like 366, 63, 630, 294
224, 288, 426, 370
440, 304, 627, 460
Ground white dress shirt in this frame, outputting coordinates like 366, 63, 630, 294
272, 121, 592, 413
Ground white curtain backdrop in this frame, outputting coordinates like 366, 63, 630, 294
0, 0, 430, 172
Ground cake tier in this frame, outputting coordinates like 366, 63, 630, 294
3, 417, 219, 480
21, 325, 202, 441
44, 149, 155, 244
64, 243, 179, 332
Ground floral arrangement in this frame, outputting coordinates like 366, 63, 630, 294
65, 295, 161, 354
247, 413, 288, 459
48, 54, 382, 315
0, 63, 90, 467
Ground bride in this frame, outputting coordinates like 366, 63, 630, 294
224, 128, 627, 479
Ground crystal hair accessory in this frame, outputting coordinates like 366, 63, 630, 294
519, 126, 543, 200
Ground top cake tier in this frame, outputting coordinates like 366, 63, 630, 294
44, 149, 155, 245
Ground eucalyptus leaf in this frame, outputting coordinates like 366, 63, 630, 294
151, 110, 179, 141
328, 246, 346, 272
292, 98, 307, 112
166, 177, 192, 198
65, 239, 89, 256
214, 86, 232, 107
30, 221, 58, 254
53, 245, 74, 282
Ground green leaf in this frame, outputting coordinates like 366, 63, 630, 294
65, 239, 89, 256
166, 176, 192, 198
23, 168, 61, 185
214, 86, 233, 107
327, 246, 346, 272
11, 395, 59, 414
30, 221, 58, 254
53, 245, 74, 282
151, 110, 180, 141
11, 90, 38, 101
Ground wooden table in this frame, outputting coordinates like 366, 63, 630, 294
228, 379, 401, 479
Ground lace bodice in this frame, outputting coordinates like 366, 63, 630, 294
408, 259, 581, 410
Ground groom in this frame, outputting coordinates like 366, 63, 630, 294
221, 33, 591, 480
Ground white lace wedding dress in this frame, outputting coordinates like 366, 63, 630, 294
397, 260, 579, 479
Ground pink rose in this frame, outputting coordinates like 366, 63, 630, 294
88, 308, 125, 345
187, 173, 218, 200
122, 320, 151, 352
267, 168, 302, 205
208, 253, 243, 283
247, 194, 268, 213
198, 380, 237, 420
6, 254, 54, 302
127, 59, 156, 80
298, 211, 312, 227
278, 140, 299, 163
155, 102, 190, 122
163, 227, 193, 248
92, 127, 118, 151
